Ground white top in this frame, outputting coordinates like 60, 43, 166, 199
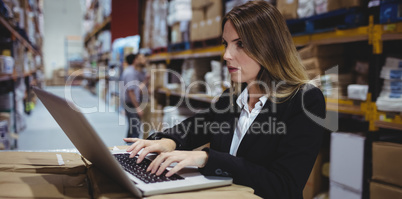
229, 88, 268, 156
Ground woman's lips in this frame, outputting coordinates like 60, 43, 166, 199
227, 66, 239, 73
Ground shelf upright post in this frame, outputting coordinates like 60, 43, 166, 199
367, 15, 385, 132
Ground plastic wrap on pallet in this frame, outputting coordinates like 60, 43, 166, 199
168, 0, 192, 26
152, 0, 168, 49
0, 56, 14, 75
298, 0, 315, 18
100, 0, 111, 18
347, 84, 368, 101
377, 56, 402, 111
315, 0, 363, 15
204, 60, 223, 97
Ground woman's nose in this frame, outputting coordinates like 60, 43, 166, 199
223, 48, 232, 61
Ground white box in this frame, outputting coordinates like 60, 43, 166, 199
330, 132, 365, 192
330, 181, 362, 199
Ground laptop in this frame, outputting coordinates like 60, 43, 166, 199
32, 87, 232, 197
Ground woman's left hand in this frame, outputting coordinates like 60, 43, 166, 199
147, 151, 208, 177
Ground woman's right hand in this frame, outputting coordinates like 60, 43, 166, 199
123, 138, 176, 163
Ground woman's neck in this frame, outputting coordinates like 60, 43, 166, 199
247, 85, 263, 111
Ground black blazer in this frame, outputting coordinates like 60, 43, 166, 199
159, 84, 326, 198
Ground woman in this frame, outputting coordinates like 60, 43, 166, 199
124, 1, 326, 198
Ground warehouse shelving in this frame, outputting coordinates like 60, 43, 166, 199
148, 17, 402, 132
84, 15, 111, 44
0, 1, 44, 149
148, 46, 224, 62
0, 16, 41, 56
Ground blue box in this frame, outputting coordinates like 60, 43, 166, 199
380, 0, 402, 24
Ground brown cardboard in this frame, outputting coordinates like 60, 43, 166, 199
277, 0, 298, 19
302, 57, 345, 71
204, 16, 222, 39
0, 152, 87, 174
303, 150, 324, 199
192, 0, 211, 9
372, 142, 402, 188
192, 9, 204, 22
298, 44, 344, 59
191, 21, 200, 41
206, 0, 223, 19
87, 166, 134, 198
370, 181, 402, 199
147, 184, 260, 199
328, 0, 362, 12
0, 171, 89, 198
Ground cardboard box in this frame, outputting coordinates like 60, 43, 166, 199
316, 0, 363, 14
204, 16, 222, 39
191, 21, 200, 41
87, 166, 133, 198
0, 172, 89, 198
306, 68, 322, 80
192, 0, 211, 9
302, 56, 344, 72
0, 152, 87, 174
206, 0, 223, 19
370, 181, 402, 199
372, 142, 402, 188
298, 44, 344, 59
330, 132, 365, 192
303, 149, 327, 199
277, 0, 299, 19
192, 9, 204, 22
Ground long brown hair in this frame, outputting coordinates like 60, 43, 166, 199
223, 1, 308, 101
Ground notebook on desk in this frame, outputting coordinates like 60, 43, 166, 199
32, 87, 232, 197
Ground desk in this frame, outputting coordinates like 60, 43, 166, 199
0, 147, 260, 198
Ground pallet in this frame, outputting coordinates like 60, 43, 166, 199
191, 37, 222, 49
151, 47, 168, 54
287, 8, 367, 36
380, 0, 402, 24
168, 42, 191, 52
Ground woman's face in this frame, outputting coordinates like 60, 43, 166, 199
222, 20, 261, 84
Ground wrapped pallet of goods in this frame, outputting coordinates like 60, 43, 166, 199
314, 0, 363, 15
143, 0, 168, 50
277, 0, 299, 19
376, 57, 402, 112
191, 0, 223, 45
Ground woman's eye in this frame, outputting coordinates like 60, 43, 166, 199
222, 41, 227, 48
237, 41, 243, 48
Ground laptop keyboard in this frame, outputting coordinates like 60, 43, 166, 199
113, 153, 184, 184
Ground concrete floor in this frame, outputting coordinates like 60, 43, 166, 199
17, 86, 129, 151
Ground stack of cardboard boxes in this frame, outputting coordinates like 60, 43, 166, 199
190, 0, 223, 42
298, 44, 354, 98
371, 142, 402, 198
143, 0, 169, 49
277, 0, 364, 19
169, 0, 192, 44
0, 152, 90, 198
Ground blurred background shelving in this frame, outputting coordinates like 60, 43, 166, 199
1, 0, 402, 198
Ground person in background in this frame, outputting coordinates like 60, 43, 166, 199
124, 1, 326, 198
121, 53, 149, 139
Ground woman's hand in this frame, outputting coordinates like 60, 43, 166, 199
123, 138, 176, 163
147, 151, 208, 177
